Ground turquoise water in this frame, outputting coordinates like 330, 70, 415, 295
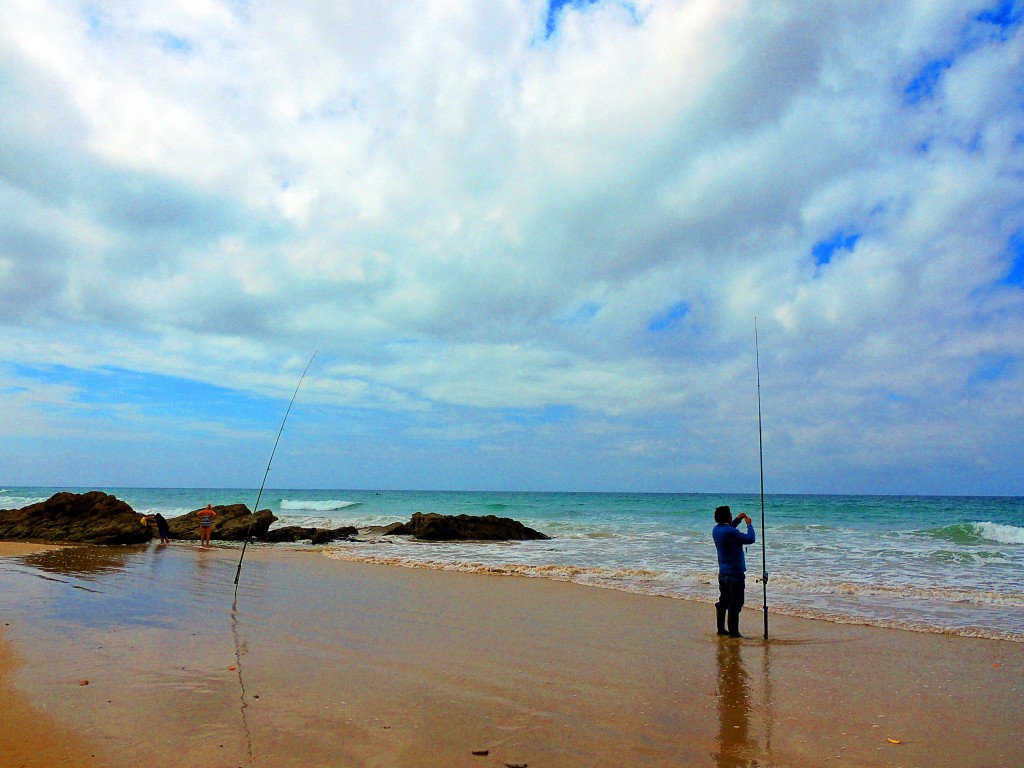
3, 487, 1022, 640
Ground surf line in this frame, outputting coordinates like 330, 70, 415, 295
755, 319, 769, 640
233, 352, 318, 590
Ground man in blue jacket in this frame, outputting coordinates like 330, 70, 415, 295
713, 505, 755, 638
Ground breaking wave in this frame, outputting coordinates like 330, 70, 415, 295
0, 494, 50, 509
973, 521, 1024, 545
926, 522, 1024, 545
280, 499, 361, 512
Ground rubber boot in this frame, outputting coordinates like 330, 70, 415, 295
727, 610, 743, 638
716, 606, 728, 636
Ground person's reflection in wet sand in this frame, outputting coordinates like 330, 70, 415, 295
761, 640, 775, 760
22, 546, 136, 579
193, 542, 213, 595
713, 639, 754, 768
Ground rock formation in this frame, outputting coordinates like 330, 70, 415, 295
0, 493, 548, 546
0, 491, 151, 545
263, 525, 358, 544
166, 504, 277, 541
262, 525, 319, 543
310, 526, 358, 544
385, 512, 549, 541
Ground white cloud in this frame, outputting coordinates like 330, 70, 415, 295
0, 0, 1022, 492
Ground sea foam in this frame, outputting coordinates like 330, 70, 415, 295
973, 521, 1024, 545
0, 494, 49, 508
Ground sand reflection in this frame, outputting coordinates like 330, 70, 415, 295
21, 544, 141, 578
231, 594, 255, 767
713, 637, 776, 767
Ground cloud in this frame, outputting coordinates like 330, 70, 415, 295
0, 0, 1022, 492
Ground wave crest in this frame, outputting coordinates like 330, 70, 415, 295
924, 521, 1024, 546
973, 521, 1024, 545
0, 495, 50, 509
280, 499, 361, 512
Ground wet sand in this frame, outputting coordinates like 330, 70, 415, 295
1, 628, 108, 768
0, 541, 1021, 767
0, 541, 68, 556
1, 542, 100, 767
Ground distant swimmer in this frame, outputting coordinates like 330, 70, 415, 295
712, 505, 755, 638
197, 504, 217, 547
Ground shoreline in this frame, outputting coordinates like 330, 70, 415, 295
320, 546, 1024, 643
2, 541, 1022, 766
8, 539, 1020, 642
4, 488, 1022, 642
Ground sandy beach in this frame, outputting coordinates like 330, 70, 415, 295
1, 540, 1021, 767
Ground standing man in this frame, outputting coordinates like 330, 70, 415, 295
712, 505, 755, 638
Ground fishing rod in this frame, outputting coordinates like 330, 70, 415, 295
755, 319, 768, 640
233, 352, 317, 589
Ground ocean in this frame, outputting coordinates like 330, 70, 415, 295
2, 486, 1022, 641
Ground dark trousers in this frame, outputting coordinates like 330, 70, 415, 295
716, 573, 745, 613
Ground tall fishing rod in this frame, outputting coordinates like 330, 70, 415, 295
233, 352, 317, 589
755, 319, 768, 640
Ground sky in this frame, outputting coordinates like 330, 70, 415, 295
1, 0, 1022, 495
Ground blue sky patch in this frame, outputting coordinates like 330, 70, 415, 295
812, 228, 861, 266
555, 301, 602, 326
501, 404, 575, 426
542, 0, 642, 37
157, 32, 193, 54
84, 7, 113, 37
904, 3, 1021, 105
648, 301, 690, 332
904, 58, 953, 104
976, 0, 1022, 31
544, 0, 601, 37
10, 364, 270, 424
969, 356, 1013, 385
1001, 231, 1024, 286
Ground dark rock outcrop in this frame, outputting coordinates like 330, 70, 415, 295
0, 493, 543, 547
166, 504, 277, 541
0, 491, 151, 544
310, 526, 358, 545
385, 512, 550, 541
263, 525, 358, 544
263, 525, 319, 543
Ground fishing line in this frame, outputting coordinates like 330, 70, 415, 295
755, 319, 768, 640
233, 351, 317, 590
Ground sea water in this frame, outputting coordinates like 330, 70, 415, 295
2, 487, 1022, 640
